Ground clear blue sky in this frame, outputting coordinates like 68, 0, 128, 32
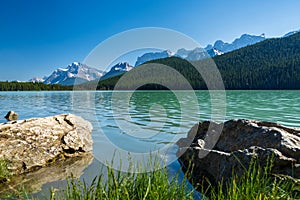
1, 0, 300, 81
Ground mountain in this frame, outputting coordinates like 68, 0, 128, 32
87, 32, 300, 90
283, 30, 300, 37
134, 34, 264, 64
101, 62, 133, 80
176, 47, 224, 60
43, 62, 103, 86
176, 47, 207, 60
29, 76, 47, 83
135, 50, 173, 66
206, 33, 266, 53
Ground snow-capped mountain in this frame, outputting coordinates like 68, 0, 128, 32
29, 76, 47, 83
176, 47, 207, 60
175, 47, 224, 60
135, 50, 173, 66
134, 34, 264, 63
43, 62, 103, 86
206, 34, 266, 53
101, 62, 133, 80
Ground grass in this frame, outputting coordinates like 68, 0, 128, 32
1, 157, 299, 199
203, 159, 300, 200
48, 160, 195, 200
0, 159, 11, 183
0, 156, 196, 199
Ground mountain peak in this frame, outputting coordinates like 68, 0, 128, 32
28, 76, 47, 83
43, 62, 103, 85
283, 30, 300, 37
135, 50, 173, 66
101, 62, 133, 80
210, 34, 266, 53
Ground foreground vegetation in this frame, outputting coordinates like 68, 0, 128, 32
203, 160, 300, 200
49, 165, 195, 200
47, 160, 299, 200
1, 158, 299, 199
0, 160, 10, 184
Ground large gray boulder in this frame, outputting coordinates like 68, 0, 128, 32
177, 119, 300, 189
0, 114, 93, 175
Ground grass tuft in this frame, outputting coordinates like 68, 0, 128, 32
0, 159, 11, 183
49, 161, 195, 200
204, 158, 300, 200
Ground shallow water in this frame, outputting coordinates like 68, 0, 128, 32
0, 90, 299, 198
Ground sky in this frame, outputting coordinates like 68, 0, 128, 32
1, 0, 300, 81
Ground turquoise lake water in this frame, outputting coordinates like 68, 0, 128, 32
0, 90, 299, 197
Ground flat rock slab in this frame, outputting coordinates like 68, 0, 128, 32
0, 114, 93, 175
177, 119, 300, 189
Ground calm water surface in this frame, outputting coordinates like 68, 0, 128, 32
0, 90, 299, 197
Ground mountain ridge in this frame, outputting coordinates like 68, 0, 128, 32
134, 33, 266, 65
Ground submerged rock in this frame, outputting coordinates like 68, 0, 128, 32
177, 119, 300, 190
0, 154, 94, 196
0, 114, 93, 175
4, 111, 18, 121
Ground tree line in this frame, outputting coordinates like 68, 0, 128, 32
0, 82, 72, 91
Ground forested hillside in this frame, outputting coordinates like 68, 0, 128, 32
91, 32, 300, 90
214, 32, 300, 89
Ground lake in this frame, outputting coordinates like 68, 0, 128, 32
0, 90, 299, 197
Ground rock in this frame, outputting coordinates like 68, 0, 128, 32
4, 111, 18, 121
0, 154, 94, 195
177, 119, 300, 190
0, 114, 93, 175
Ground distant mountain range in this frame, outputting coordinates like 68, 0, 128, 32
29, 30, 299, 86
31, 62, 132, 86
134, 33, 266, 65
88, 31, 300, 90
206, 33, 266, 53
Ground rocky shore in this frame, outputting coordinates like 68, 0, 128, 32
177, 119, 300, 190
0, 113, 93, 176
